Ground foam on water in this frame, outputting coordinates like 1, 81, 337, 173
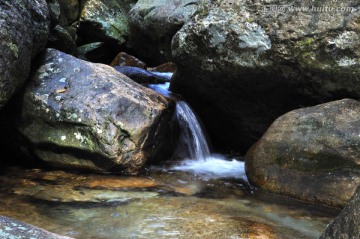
172, 155, 248, 180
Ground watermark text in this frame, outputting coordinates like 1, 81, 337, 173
264, 5, 357, 13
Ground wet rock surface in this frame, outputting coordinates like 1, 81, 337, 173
0, 0, 50, 109
110, 52, 147, 69
320, 185, 360, 239
17, 48, 175, 174
170, 0, 360, 152
148, 62, 177, 73
78, 0, 130, 46
246, 99, 360, 207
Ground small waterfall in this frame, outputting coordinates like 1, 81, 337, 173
175, 101, 210, 161
147, 76, 248, 180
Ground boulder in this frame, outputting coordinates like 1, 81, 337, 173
110, 52, 147, 69
170, 0, 360, 152
77, 42, 111, 63
46, 0, 61, 27
148, 62, 177, 73
78, 0, 130, 46
245, 99, 360, 207
128, 0, 199, 64
0, 0, 50, 110
114, 66, 171, 84
46, 0, 78, 55
48, 25, 77, 55
46, 0, 79, 27
320, 185, 360, 239
17, 49, 175, 175
0, 216, 73, 239
58, 0, 80, 26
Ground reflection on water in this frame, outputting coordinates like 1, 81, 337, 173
0, 165, 338, 239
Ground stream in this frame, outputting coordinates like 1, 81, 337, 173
0, 77, 339, 239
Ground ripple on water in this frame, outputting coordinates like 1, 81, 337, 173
0, 166, 339, 239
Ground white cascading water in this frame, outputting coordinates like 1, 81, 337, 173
173, 101, 246, 180
148, 76, 248, 180
175, 101, 210, 161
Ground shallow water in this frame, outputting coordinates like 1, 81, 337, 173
0, 163, 338, 239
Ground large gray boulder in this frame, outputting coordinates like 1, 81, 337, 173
17, 49, 175, 175
0, 0, 50, 109
245, 99, 360, 207
320, 185, 360, 239
78, 0, 133, 46
170, 0, 360, 152
128, 0, 199, 64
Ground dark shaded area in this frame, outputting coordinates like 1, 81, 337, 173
171, 62, 360, 154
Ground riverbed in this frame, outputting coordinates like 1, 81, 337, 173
0, 161, 338, 239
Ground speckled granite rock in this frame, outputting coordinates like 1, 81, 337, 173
246, 99, 360, 207
17, 48, 175, 175
0, 0, 50, 109
170, 0, 360, 152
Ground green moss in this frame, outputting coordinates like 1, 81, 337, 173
293, 37, 328, 69
295, 37, 315, 48
197, 0, 209, 17
8, 43, 19, 58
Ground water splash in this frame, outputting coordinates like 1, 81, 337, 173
175, 101, 210, 161
172, 155, 248, 180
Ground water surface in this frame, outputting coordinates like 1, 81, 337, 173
0, 165, 338, 239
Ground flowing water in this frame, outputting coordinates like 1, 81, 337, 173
0, 167, 339, 239
175, 101, 211, 161
0, 74, 339, 238
149, 76, 254, 181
